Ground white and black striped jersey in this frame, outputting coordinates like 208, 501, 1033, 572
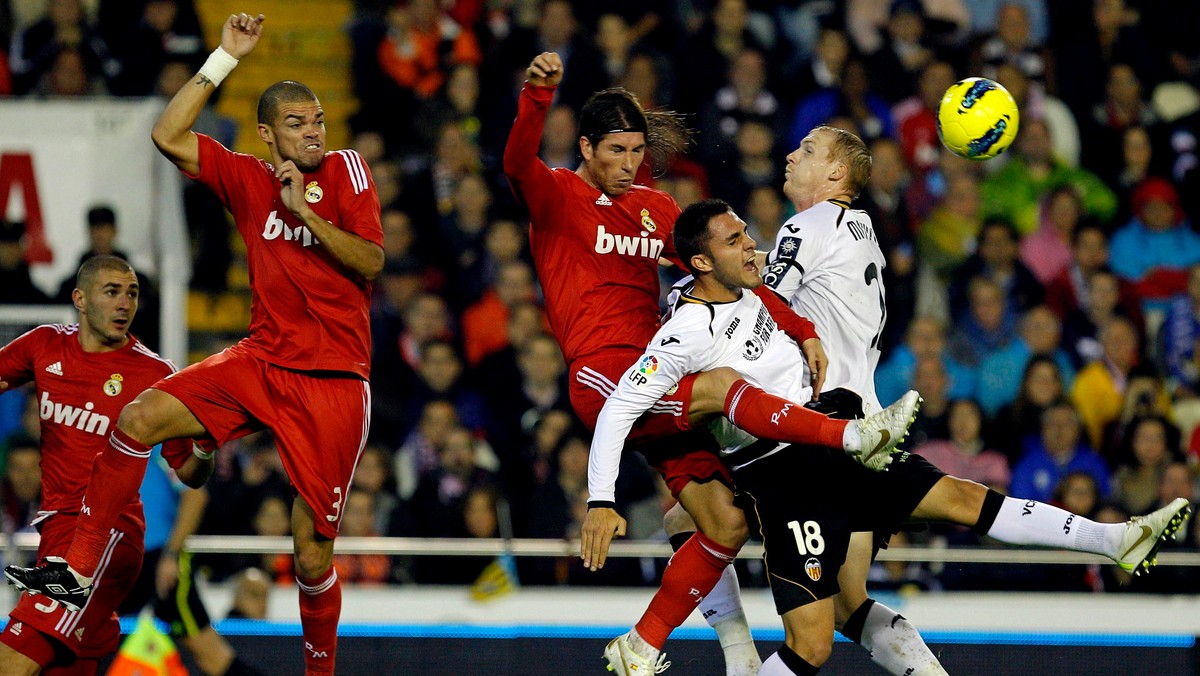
587, 281, 809, 500
762, 200, 887, 414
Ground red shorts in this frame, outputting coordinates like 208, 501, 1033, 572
569, 350, 731, 498
153, 343, 370, 539
2, 510, 144, 664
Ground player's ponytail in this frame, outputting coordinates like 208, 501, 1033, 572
579, 88, 692, 176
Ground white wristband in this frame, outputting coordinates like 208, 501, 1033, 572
192, 443, 214, 461
198, 46, 239, 87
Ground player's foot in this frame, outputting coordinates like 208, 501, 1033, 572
848, 390, 921, 472
1115, 497, 1192, 576
4, 557, 93, 612
604, 632, 671, 674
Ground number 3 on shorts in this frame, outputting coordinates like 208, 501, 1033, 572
787, 520, 825, 556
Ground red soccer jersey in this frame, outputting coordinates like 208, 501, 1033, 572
0, 325, 179, 514
504, 84, 682, 366
187, 134, 383, 379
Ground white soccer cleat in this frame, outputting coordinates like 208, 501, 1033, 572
604, 632, 671, 674
1115, 497, 1192, 576
848, 390, 922, 472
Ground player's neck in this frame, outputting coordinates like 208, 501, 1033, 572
691, 276, 741, 304
77, 330, 129, 354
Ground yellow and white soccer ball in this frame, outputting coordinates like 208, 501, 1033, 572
936, 77, 1020, 160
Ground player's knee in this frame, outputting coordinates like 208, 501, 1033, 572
662, 503, 696, 537
946, 477, 987, 523
787, 633, 833, 667
703, 505, 749, 549
293, 547, 334, 580
690, 367, 742, 416
116, 399, 162, 443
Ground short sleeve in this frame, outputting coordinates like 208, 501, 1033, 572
332, 150, 384, 247
0, 327, 40, 388
187, 133, 254, 208
763, 217, 822, 300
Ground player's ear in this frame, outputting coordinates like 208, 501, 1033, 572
579, 136, 593, 161
71, 287, 85, 314
829, 160, 847, 183
257, 123, 273, 145
690, 253, 713, 274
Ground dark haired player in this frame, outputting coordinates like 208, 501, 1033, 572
0, 255, 194, 674
503, 52, 917, 675
6, 12, 383, 675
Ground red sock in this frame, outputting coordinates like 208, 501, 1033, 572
67, 429, 151, 577
634, 533, 739, 650
298, 567, 341, 675
724, 379, 846, 449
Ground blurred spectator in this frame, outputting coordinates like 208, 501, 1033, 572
402, 122, 485, 229
1111, 416, 1183, 514
250, 494, 295, 585
1020, 187, 1084, 286
1070, 316, 1142, 448
1160, 265, 1200, 396
862, 0, 937, 104
461, 260, 537, 366
0, 220, 51, 304
876, 316, 977, 406
107, 0, 203, 96
54, 205, 161, 350
676, 0, 770, 114
435, 172, 495, 279
1, 438, 40, 534
981, 119, 1118, 236
948, 276, 1018, 367
1061, 269, 1142, 368
409, 426, 498, 554
539, 104, 579, 169
917, 172, 981, 279
1109, 177, 1200, 311
10, 0, 113, 95
398, 339, 488, 442
792, 28, 850, 97
949, 218, 1043, 321
789, 58, 894, 150
906, 357, 952, 447
708, 119, 780, 216
1082, 63, 1160, 182
397, 292, 454, 371
914, 399, 1011, 491
891, 60, 955, 173
351, 444, 405, 537
965, 0, 1049, 45
1053, 0, 1157, 117
413, 63, 484, 152
1097, 366, 1173, 461
1123, 462, 1200, 593
976, 305, 1075, 417
858, 138, 918, 355
992, 61, 1080, 169
743, 185, 786, 249
990, 355, 1068, 464
697, 48, 782, 168
394, 400, 459, 500
376, 0, 482, 101
594, 13, 634, 83
455, 218, 530, 316
332, 491, 393, 584
1010, 400, 1111, 503
1108, 125, 1160, 224
483, 332, 569, 465
225, 568, 271, 620
1044, 223, 1142, 324
973, 2, 1049, 88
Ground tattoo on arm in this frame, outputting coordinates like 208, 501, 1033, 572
195, 75, 214, 88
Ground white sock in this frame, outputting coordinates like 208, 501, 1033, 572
860, 601, 946, 676
985, 496, 1122, 557
703, 564, 746, 626
627, 628, 661, 662
842, 422, 862, 452
759, 651, 798, 675
713, 613, 761, 675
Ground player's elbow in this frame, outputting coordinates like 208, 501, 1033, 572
360, 245, 385, 281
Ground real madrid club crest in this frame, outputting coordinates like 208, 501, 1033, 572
804, 557, 822, 581
104, 374, 124, 397
640, 208, 657, 233
304, 181, 324, 204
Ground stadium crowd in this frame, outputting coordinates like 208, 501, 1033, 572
1, 0, 1199, 595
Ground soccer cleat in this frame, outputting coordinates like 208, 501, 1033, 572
604, 632, 671, 674
1115, 497, 1192, 576
848, 390, 922, 472
4, 557, 93, 612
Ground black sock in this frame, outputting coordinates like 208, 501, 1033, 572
972, 488, 1006, 536
839, 598, 876, 644
669, 531, 694, 552
777, 644, 821, 675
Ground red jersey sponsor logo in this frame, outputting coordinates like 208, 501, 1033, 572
39, 391, 111, 437
593, 225, 665, 260
262, 209, 319, 247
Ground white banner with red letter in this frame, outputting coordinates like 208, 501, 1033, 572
0, 99, 190, 364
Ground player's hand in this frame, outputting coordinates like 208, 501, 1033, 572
155, 553, 180, 599
221, 13, 265, 60
581, 507, 626, 571
801, 338, 827, 400
276, 160, 310, 217
526, 52, 563, 87
0, 379, 8, 392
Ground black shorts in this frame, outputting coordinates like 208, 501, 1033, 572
733, 446, 945, 616
117, 549, 212, 638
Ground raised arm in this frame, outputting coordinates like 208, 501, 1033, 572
502, 52, 563, 216
150, 13, 265, 175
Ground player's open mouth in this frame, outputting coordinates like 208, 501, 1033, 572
304, 143, 321, 151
